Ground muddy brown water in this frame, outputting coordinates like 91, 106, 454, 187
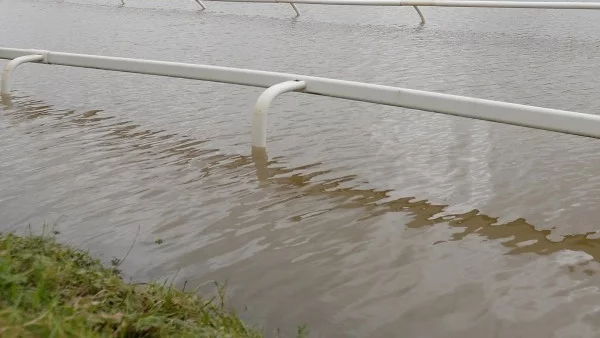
3, 0, 600, 336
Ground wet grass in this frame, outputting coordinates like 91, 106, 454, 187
0, 232, 269, 337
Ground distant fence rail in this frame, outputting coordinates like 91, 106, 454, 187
2, 47, 600, 156
139, 0, 600, 24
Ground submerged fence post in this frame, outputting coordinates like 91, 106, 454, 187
252, 80, 307, 150
1, 54, 45, 96
0, 93, 12, 109
251, 146, 270, 181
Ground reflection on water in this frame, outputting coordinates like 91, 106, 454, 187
3, 95, 600, 337
6, 91, 595, 262
4, 0, 600, 336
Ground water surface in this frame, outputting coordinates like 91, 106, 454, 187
2, 0, 600, 336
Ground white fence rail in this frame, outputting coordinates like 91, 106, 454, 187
2, 47, 600, 156
212, 0, 600, 8
107, 0, 600, 24
184, 0, 600, 23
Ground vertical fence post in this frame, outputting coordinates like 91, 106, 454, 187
413, 6, 425, 24
252, 80, 307, 150
195, 0, 207, 10
290, 3, 301, 15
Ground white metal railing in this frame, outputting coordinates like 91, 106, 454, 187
2, 47, 600, 156
110, 0, 600, 24
209, 0, 600, 8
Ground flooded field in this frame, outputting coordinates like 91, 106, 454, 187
2, 0, 600, 336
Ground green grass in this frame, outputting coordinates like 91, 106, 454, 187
0, 232, 268, 338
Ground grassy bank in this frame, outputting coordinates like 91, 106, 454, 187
0, 233, 266, 337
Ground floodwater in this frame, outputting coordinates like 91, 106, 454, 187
2, 0, 600, 336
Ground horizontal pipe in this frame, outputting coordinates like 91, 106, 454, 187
207, 0, 403, 5
402, 0, 600, 8
205, 0, 600, 9
2, 47, 600, 140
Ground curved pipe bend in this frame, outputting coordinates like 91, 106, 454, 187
413, 6, 425, 24
1, 54, 45, 95
252, 80, 307, 148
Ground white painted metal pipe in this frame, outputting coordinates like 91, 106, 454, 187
1, 54, 44, 95
204, 0, 600, 22
205, 0, 600, 9
207, 0, 404, 5
401, 0, 600, 9
253, 80, 307, 148
2, 47, 600, 145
